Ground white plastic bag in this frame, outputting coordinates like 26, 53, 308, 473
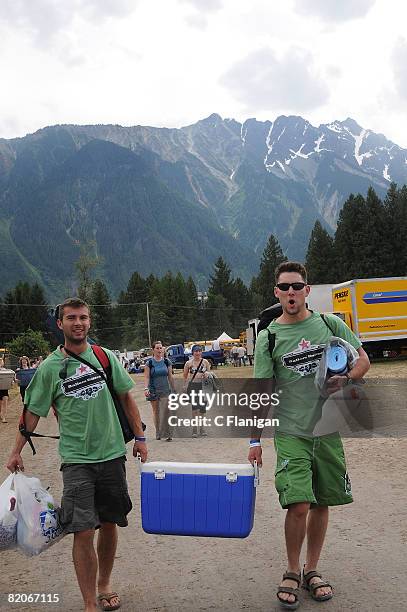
0, 474, 18, 551
14, 472, 64, 556
314, 337, 359, 398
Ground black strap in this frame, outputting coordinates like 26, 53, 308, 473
320, 312, 335, 335
63, 345, 109, 383
267, 330, 276, 358
19, 405, 60, 456
190, 358, 204, 383
267, 312, 335, 359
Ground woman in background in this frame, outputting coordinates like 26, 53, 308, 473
0, 357, 10, 423
183, 345, 211, 437
16, 356, 32, 403
144, 341, 175, 441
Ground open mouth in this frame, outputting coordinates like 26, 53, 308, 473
288, 299, 295, 305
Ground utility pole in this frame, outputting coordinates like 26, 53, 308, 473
146, 302, 151, 347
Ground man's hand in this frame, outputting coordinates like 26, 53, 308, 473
248, 446, 262, 467
134, 441, 147, 462
326, 375, 348, 395
6, 452, 24, 473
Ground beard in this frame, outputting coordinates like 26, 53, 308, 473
64, 330, 88, 344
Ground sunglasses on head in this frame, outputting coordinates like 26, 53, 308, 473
276, 282, 306, 291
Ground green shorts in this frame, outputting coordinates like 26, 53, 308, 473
274, 432, 353, 509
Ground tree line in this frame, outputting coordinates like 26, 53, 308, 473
2, 183, 406, 353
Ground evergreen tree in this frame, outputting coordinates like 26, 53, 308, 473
90, 280, 116, 348
334, 193, 367, 280
75, 240, 101, 302
184, 277, 200, 340
230, 277, 254, 336
384, 184, 407, 276
305, 221, 335, 283
361, 187, 391, 277
207, 257, 234, 304
1, 282, 48, 343
203, 294, 233, 340
28, 283, 48, 334
251, 234, 286, 310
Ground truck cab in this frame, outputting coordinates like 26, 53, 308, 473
166, 344, 226, 369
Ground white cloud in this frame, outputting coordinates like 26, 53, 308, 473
294, 0, 376, 22
392, 38, 407, 100
180, 0, 223, 29
180, 0, 223, 12
0, 0, 137, 46
220, 47, 329, 113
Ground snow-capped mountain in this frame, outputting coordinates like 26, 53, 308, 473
0, 114, 405, 296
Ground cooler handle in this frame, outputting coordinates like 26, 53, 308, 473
136, 453, 143, 475
254, 460, 260, 488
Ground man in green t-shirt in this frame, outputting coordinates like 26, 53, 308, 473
6, 298, 148, 612
249, 262, 370, 610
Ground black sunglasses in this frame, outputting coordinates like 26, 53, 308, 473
276, 282, 306, 291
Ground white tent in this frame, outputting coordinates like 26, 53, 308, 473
216, 332, 234, 342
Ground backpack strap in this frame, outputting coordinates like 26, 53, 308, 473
264, 313, 334, 365
19, 405, 60, 456
320, 313, 335, 335
91, 345, 111, 378
267, 329, 276, 359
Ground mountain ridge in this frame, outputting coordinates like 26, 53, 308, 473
1, 114, 406, 299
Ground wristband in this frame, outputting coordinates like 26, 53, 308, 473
134, 436, 146, 442
249, 439, 261, 447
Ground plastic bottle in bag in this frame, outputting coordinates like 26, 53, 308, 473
14, 472, 64, 556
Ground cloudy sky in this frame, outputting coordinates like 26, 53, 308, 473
1, 0, 407, 146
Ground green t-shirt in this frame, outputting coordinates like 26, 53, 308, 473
254, 312, 362, 436
25, 345, 134, 464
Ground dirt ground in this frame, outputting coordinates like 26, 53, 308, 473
0, 362, 406, 611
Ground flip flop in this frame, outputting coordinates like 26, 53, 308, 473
97, 592, 121, 611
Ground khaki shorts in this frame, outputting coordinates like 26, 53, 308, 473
60, 456, 132, 533
274, 432, 353, 509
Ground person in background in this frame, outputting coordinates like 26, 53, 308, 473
231, 345, 239, 367
0, 357, 10, 423
144, 341, 175, 441
237, 345, 246, 366
183, 345, 211, 437
15, 356, 32, 403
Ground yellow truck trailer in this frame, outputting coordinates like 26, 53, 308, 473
332, 277, 407, 357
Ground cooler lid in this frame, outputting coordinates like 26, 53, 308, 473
141, 461, 254, 476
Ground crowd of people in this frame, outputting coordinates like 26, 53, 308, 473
0, 354, 44, 423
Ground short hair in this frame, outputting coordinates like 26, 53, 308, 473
58, 298, 90, 319
275, 261, 307, 284
151, 340, 162, 349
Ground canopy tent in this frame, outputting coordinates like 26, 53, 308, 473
216, 332, 234, 342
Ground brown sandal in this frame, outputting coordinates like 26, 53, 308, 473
277, 571, 301, 610
97, 592, 121, 611
302, 569, 333, 602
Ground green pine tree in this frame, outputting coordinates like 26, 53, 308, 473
251, 234, 286, 309
305, 221, 335, 283
90, 280, 116, 348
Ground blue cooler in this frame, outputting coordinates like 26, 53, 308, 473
16, 368, 36, 387
140, 461, 258, 538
